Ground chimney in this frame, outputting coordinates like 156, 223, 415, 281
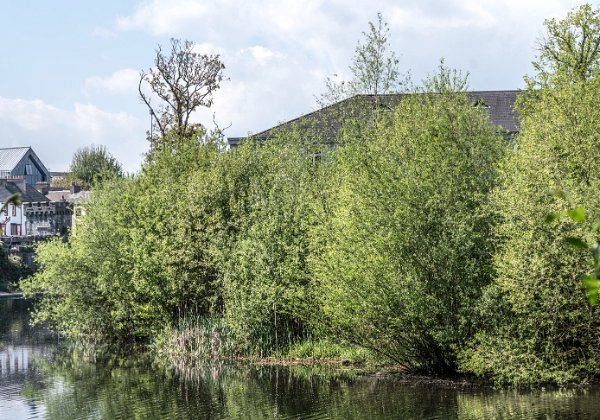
36, 181, 50, 195
70, 183, 81, 194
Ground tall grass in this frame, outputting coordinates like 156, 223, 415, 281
152, 316, 236, 370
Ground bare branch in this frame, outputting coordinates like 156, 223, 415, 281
138, 38, 227, 148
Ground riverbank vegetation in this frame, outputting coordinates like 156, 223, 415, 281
21, 4, 600, 385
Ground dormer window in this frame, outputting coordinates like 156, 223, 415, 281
474, 99, 490, 109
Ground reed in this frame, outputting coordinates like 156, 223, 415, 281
152, 316, 236, 370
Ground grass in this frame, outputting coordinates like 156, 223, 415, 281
152, 316, 237, 370
283, 339, 375, 364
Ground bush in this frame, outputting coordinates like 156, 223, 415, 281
309, 67, 505, 374
459, 77, 600, 385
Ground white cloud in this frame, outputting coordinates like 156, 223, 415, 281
0, 97, 146, 172
192, 42, 226, 56
116, 0, 209, 35
105, 0, 579, 137
84, 69, 140, 96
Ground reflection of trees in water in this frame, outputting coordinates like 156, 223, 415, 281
28, 356, 600, 419
457, 389, 600, 419
3, 299, 599, 419
0, 298, 56, 345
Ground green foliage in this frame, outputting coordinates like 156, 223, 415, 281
220, 133, 320, 355
22, 132, 237, 342
68, 144, 123, 189
0, 251, 31, 292
309, 65, 505, 374
285, 339, 373, 363
527, 3, 600, 89
459, 74, 600, 385
545, 200, 600, 306
317, 12, 406, 106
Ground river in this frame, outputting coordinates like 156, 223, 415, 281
1, 298, 599, 419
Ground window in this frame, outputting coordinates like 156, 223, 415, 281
0, 224, 5, 235
11, 204, 16, 217
10, 224, 21, 236
2, 206, 7, 216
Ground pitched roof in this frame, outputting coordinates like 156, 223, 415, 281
228, 90, 521, 147
23, 184, 50, 202
0, 181, 49, 204
0, 147, 31, 172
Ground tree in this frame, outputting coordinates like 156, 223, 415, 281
68, 145, 123, 189
139, 38, 226, 147
459, 5, 600, 385
527, 3, 600, 88
317, 13, 406, 106
310, 65, 504, 374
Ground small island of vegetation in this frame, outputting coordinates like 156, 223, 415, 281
18, 4, 600, 387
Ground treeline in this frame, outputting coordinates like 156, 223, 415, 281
23, 5, 600, 385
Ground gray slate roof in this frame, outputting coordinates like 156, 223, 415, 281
228, 90, 520, 147
0, 182, 49, 204
0, 147, 30, 171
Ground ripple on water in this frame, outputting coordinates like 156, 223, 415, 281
2, 299, 600, 420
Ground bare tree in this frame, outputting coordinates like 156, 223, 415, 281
139, 38, 226, 147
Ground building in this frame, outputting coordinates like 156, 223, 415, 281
0, 147, 73, 238
228, 91, 520, 148
0, 147, 50, 187
45, 186, 90, 236
0, 178, 71, 238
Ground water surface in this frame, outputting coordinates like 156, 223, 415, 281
1, 298, 599, 419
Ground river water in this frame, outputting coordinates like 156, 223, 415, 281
1, 298, 600, 419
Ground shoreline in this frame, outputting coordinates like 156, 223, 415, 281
204, 356, 598, 389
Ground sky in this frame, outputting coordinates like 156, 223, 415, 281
0, 0, 583, 172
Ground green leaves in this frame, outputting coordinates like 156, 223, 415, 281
544, 207, 585, 225
563, 236, 588, 249
311, 80, 505, 373
544, 212, 561, 224
566, 207, 585, 223
463, 13, 600, 383
68, 145, 123, 189
582, 274, 599, 306
0, 193, 21, 212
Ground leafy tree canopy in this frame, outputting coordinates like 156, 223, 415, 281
68, 145, 123, 189
527, 3, 600, 88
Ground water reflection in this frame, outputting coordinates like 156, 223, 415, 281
1, 298, 600, 419
0, 298, 56, 419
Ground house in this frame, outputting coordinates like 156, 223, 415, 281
45, 186, 90, 236
0, 177, 71, 238
0, 179, 26, 236
227, 91, 520, 148
0, 147, 51, 187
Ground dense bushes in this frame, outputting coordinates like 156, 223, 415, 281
22, 134, 236, 342
22, 71, 507, 372
458, 76, 600, 385
22, 4, 600, 385
308, 75, 505, 374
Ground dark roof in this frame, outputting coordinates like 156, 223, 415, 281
228, 90, 520, 147
0, 181, 49, 203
